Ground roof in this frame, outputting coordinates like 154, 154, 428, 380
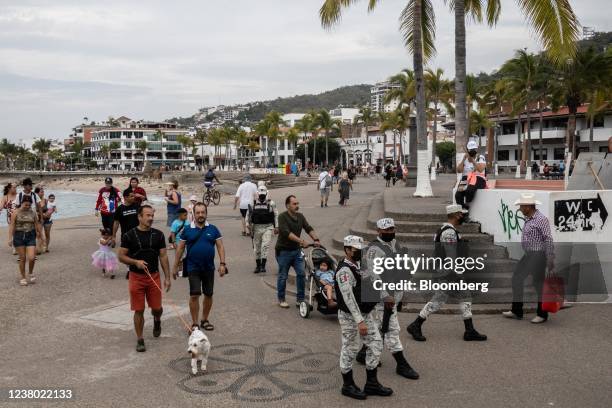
116, 116, 132, 121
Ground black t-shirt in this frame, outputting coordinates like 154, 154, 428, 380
114, 203, 140, 236
121, 227, 166, 274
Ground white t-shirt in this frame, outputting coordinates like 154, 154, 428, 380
462, 155, 486, 176
235, 182, 258, 209
318, 171, 330, 190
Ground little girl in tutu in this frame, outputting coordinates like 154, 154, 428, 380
92, 228, 119, 279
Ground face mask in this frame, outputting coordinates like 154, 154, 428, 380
259, 194, 267, 201
468, 150, 477, 157
458, 215, 466, 225
380, 233, 395, 242
352, 249, 362, 261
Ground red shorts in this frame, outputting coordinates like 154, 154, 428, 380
129, 271, 162, 311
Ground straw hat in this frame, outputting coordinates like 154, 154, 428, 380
514, 193, 541, 206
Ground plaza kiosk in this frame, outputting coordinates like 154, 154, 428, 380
468, 153, 612, 302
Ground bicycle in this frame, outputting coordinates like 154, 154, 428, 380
203, 185, 221, 206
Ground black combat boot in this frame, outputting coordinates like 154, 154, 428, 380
392, 352, 419, 379
355, 345, 367, 364
363, 367, 393, 397
253, 259, 261, 274
463, 318, 487, 341
407, 316, 427, 341
341, 370, 367, 400
260, 258, 267, 273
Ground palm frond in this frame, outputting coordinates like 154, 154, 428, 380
399, 0, 437, 61
516, 0, 579, 62
320, 0, 379, 29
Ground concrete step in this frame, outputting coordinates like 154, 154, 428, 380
369, 219, 482, 234
383, 190, 449, 222
493, 179, 565, 191
349, 225, 494, 244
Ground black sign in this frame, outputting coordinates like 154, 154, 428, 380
554, 194, 608, 232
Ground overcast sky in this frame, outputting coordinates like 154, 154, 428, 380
0, 0, 609, 143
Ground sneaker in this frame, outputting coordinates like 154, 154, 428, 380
278, 301, 290, 308
531, 316, 547, 324
502, 311, 522, 320
153, 320, 161, 337
136, 339, 146, 352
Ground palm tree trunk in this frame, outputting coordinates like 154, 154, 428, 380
525, 112, 532, 179
304, 134, 309, 169
313, 137, 317, 167
567, 109, 577, 159
325, 131, 329, 166
515, 114, 522, 178
538, 107, 544, 166
454, 0, 467, 176
431, 102, 438, 167
393, 131, 397, 163
413, 0, 433, 197
589, 114, 594, 152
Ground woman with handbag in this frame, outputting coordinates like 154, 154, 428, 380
455, 140, 487, 211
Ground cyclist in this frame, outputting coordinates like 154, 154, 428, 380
203, 166, 220, 191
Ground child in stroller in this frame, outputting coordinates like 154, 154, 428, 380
314, 260, 337, 308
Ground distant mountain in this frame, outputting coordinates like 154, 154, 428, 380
167, 84, 372, 127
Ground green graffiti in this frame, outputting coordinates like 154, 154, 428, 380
498, 199, 525, 240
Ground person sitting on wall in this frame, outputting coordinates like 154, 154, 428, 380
455, 140, 486, 211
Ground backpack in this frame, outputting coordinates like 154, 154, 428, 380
18, 191, 38, 207
324, 175, 332, 187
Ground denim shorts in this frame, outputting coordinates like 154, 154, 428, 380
13, 230, 37, 247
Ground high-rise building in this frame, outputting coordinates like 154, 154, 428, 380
370, 81, 401, 113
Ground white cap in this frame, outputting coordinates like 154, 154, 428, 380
189, 195, 197, 202
376, 218, 395, 229
343, 235, 364, 249
514, 193, 542, 206
467, 140, 478, 150
446, 204, 469, 214
257, 180, 266, 187
257, 185, 268, 195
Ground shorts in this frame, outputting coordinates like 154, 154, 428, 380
129, 271, 162, 311
188, 270, 214, 297
320, 188, 330, 198
43, 219, 53, 226
239, 208, 248, 218
13, 230, 37, 247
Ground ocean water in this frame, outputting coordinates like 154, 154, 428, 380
0, 190, 165, 227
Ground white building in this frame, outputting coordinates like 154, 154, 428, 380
330, 107, 360, 125
90, 117, 191, 170
338, 124, 411, 167
371, 81, 401, 113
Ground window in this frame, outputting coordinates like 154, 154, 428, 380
497, 150, 509, 161
593, 116, 605, 128
553, 148, 565, 160
501, 123, 516, 135
165, 134, 177, 141
110, 131, 121, 139
533, 149, 547, 160
600, 146, 609, 153
124, 142, 132, 149
134, 132, 143, 139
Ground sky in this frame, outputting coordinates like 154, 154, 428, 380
0, 0, 609, 144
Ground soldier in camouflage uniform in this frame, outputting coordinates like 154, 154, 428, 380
406, 204, 487, 342
247, 185, 278, 274
336, 235, 393, 400
356, 218, 419, 380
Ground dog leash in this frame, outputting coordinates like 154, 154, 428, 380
142, 265, 193, 333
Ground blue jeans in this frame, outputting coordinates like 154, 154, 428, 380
276, 249, 305, 302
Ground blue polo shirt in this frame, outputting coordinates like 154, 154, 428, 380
180, 222, 222, 273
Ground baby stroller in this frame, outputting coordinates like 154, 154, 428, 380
299, 245, 338, 318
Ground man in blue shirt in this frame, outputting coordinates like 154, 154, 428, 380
173, 202, 226, 331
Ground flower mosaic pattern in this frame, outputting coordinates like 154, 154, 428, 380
169, 342, 340, 402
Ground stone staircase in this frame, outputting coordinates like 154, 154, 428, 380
326, 190, 537, 308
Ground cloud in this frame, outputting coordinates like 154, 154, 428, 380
0, 0, 610, 142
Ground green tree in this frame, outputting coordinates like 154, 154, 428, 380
425, 68, 452, 172
193, 128, 208, 167
295, 137, 341, 165
32, 138, 52, 170
380, 110, 408, 164
295, 112, 316, 167
0, 138, 18, 169
436, 141, 456, 170
314, 109, 341, 166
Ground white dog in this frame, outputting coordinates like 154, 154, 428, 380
187, 326, 211, 375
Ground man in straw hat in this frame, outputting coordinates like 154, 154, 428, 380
407, 204, 488, 341
336, 235, 392, 400
502, 193, 554, 323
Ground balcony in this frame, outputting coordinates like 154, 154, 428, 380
497, 128, 566, 146
578, 127, 612, 142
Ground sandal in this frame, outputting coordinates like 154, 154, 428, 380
29, 276, 36, 284
19, 279, 28, 286
200, 320, 214, 331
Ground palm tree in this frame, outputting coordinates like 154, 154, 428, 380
286, 128, 300, 164
385, 68, 416, 111
295, 112, 316, 168
136, 140, 148, 169
501, 49, 538, 174
425, 67, 452, 177
451, 0, 579, 168
176, 134, 193, 169
552, 47, 612, 158
586, 89, 611, 153
0, 138, 19, 169
193, 128, 208, 167
262, 111, 286, 166
380, 110, 408, 164
207, 128, 224, 167
254, 119, 271, 166
32, 138, 52, 170
483, 79, 510, 169
531, 57, 557, 165
353, 106, 376, 165
234, 128, 249, 167
314, 109, 341, 166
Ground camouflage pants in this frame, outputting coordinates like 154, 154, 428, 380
419, 291, 473, 319
338, 310, 382, 374
373, 304, 403, 353
252, 224, 273, 259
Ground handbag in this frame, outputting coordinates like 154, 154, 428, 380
542, 276, 564, 313
457, 180, 468, 192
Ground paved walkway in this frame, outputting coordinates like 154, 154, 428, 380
0, 176, 610, 407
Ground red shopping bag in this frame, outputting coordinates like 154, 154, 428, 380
542, 276, 564, 313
